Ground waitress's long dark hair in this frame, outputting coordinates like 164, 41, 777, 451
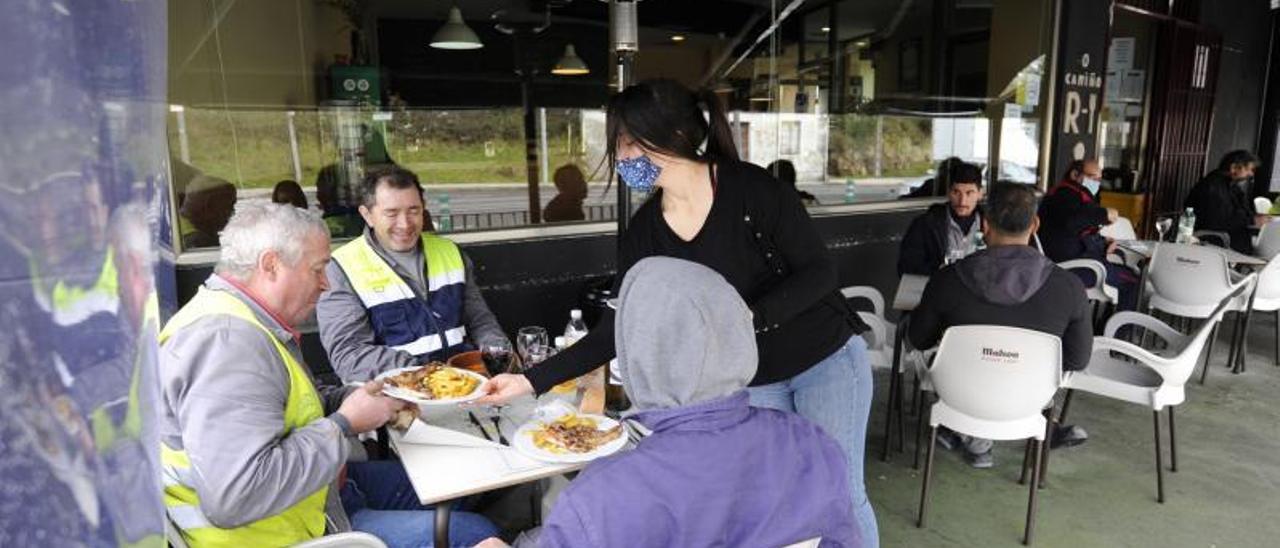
603, 79, 739, 186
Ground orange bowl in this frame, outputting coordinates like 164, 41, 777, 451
447, 350, 489, 377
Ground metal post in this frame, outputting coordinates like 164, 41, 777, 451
875, 115, 884, 177
171, 105, 191, 164
611, 1, 639, 236
286, 110, 303, 182
522, 72, 542, 224
538, 107, 550, 185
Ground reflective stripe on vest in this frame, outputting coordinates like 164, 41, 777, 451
332, 233, 470, 361
157, 288, 328, 547
31, 248, 120, 326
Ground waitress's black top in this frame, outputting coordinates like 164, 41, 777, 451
525, 159, 865, 393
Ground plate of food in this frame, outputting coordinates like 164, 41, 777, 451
513, 410, 627, 464
376, 363, 487, 405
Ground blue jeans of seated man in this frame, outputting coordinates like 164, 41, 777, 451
341, 461, 498, 548
747, 334, 880, 548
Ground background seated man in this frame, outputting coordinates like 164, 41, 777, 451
481, 257, 859, 548
159, 201, 496, 547
767, 159, 818, 206
1038, 158, 1138, 310
1186, 149, 1264, 254
318, 166, 509, 382
898, 160, 985, 275
908, 182, 1093, 468
543, 164, 588, 222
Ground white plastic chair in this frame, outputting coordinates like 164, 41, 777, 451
295, 533, 387, 548
167, 514, 388, 548
1058, 259, 1119, 305
1254, 220, 1280, 260
843, 286, 893, 369
1145, 243, 1246, 383
917, 326, 1063, 545
1062, 278, 1250, 503
1254, 196, 1273, 214
1242, 255, 1280, 366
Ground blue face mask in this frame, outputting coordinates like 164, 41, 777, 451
1082, 177, 1101, 195
617, 155, 662, 192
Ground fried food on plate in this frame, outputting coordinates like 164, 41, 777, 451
385, 363, 480, 400
530, 413, 623, 454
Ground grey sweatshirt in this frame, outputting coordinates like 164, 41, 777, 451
615, 257, 759, 411
317, 229, 509, 382
158, 274, 355, 531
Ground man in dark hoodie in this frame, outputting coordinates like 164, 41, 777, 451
909, 181, 1093, 468
898, 160, 985, 275
1185, 149, 1265, 255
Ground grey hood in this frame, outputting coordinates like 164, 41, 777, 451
954, 245, 1055, 306
615, 257, 758, 412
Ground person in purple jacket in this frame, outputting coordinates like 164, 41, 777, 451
480, 256, 859, 548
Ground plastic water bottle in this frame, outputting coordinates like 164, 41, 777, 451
1177, 207, 1195, 243
973, 231, 987, 253
437, 192, 452, 232
844, 179, 857, 204
564, 309, 588, 345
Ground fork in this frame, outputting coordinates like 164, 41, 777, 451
489, 415, 510, 446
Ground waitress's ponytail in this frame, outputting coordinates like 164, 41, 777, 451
696, 88, 739, 162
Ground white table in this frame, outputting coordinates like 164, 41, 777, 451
892, 274, 930, 312
390, 395, 587, 545
1117, 239, 1267, 266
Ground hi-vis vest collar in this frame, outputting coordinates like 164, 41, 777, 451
331, 233, 469, 360
158, 288, 327, 547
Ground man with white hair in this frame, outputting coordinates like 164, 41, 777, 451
158, 201, 497, 547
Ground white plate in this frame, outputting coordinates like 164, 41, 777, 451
375, 366, 487, 406
512, 413, 627, 464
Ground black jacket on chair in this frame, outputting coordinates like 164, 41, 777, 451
898, 203, 984, 276
1185, 170, 1255, 254
1037, 180, 1109, 263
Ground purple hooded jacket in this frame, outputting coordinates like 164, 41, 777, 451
537, 258, 859, 547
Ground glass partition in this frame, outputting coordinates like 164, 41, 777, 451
166, 0, 1056, 253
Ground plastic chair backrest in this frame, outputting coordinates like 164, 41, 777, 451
1250, 256, 1280, 306
1255, 220, 1280, 260
1166, 278, 1252, 384
929, 325, 1062, 423
1148, 243, 1234, 309
293, 532, 388, 548
841, 285, 886, 318
1099, 216, 1138, 241
1255, 196, 1273, 214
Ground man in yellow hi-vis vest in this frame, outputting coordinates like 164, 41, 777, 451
159, 201, 497, 547
318, 166, 509, 382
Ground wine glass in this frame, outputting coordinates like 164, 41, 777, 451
1156, 217, 1173, 242
480, 340, 515, 377
515, 326, 549, 370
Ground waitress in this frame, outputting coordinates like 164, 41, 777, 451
477, 79, 879, 545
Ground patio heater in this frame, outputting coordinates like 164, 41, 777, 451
609, 0, 639, 233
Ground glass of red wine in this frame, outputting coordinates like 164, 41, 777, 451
481, 340, 515, 377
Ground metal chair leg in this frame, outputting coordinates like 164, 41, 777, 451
1169, 406, 1178, 473
896, 370, 907, 453
913, 391, 927, 470
1024, 438, 1043, 545
1019, 439, 1031, 485
1200, 324, 1218, 385
1153, 410, 1165, 503
882, 330, 905, 462
1057, 389, 1075, 425
909, 374, 920, 417
434, 501, 451, 547
1038, 408, 1054, 490
917, 427, 938, 528
1274, 310, 1279, 366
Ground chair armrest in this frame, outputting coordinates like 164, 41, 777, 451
1102, 311, 1187, 347
1086, 336, 1176, 380
857, 311, 887, 350
1058, 259, 1106, 290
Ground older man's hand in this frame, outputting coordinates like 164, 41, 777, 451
337, 380, 406, 434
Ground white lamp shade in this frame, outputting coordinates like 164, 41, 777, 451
430, 7, 483, 50
551, 44, 589, 75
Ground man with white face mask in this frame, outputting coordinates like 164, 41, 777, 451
1037, 158, 1137, 310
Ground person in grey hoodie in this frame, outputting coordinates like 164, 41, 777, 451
908, 182, 1093, 468
479, 256, 859, 548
